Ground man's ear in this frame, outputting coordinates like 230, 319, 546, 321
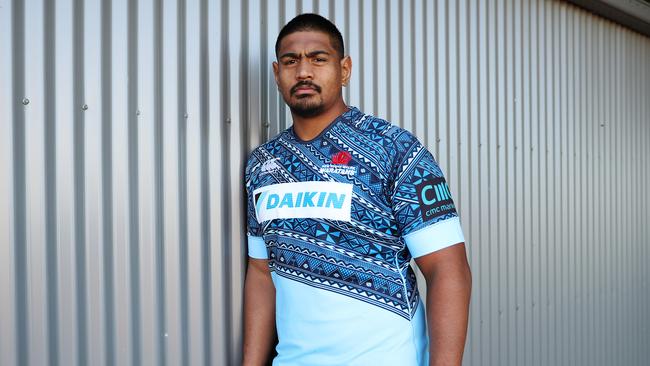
272, 61, 280, 86
340, 55, 352, 86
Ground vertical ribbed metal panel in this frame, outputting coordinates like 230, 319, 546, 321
1, 0, 649, 365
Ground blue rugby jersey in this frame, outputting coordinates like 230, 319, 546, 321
245, 106, 465, 366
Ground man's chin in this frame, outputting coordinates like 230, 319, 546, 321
288, 101, 324, 118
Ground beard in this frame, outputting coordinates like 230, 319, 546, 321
288, 96, 325, 118
285, 81, 325, 118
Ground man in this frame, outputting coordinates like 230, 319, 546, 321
243, 13, 471, 366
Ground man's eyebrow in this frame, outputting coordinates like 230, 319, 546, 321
279, 52, 300, 59
306, 50, 330, 57
279, 50, 331, 59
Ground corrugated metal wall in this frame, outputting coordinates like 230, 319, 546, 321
1, 0, 649, 365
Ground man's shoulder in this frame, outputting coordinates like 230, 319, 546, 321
349, 110, 421, 155
247, 131, 286, 161
245, 132, 287, 180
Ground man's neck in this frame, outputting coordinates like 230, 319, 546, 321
291, 100, 349, 141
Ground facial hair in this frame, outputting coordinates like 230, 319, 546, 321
287, 81, 324, 118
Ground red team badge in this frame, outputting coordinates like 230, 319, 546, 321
331, 151, 352, 165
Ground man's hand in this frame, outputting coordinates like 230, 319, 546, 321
415, 243, 472, 366
242, 258, 276, 366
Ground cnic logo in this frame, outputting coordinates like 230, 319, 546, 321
419, 181, 452, 205
415, 178, 456, 222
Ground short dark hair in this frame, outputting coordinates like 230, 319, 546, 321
275, 13, 345, 58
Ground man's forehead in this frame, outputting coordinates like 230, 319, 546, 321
278, 31, 336, 54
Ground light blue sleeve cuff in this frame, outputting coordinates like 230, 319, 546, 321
403, 216, 465, 258
247, 235, 268, 259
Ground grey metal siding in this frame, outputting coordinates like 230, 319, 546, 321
1, 0, 649, 365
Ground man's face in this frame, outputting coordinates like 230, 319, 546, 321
273, 31, 351, 118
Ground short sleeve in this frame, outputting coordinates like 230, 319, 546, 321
390, 132, 465, 258
245, 153, 268, 259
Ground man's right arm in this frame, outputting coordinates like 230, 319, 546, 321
242, 257, 276, 366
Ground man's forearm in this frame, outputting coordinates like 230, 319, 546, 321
242, 259, 276, 366
425, 265, 472, 366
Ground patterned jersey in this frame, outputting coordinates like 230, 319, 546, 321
245, 106, 465, 366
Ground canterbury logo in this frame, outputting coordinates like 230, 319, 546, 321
253, 182, 353, 223
260, 158, 282, 174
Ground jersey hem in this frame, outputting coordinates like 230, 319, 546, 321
403, 217, 465, 258
247, 235, 268, 259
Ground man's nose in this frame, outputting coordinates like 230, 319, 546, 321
296, 59, 313, 79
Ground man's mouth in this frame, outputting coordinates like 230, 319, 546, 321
295, 87, 316, 96
292, 83, 320, 96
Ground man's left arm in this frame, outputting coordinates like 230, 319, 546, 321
415, 242, 472, 366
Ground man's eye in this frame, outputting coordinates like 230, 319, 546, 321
315, 58, 327, 62
284, 59, 297, 65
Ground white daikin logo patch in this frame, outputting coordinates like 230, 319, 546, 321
253, 181, 353, 223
